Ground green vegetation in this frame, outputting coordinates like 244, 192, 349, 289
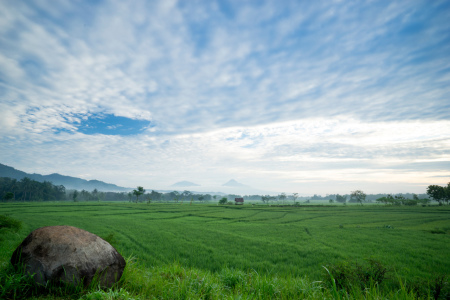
219, 197, 228, 205
427, 183, 450, 205
0, 177, 66, 202
350, 190, 366, 205
0, 215, 22, 231
132, 186, 145, 203
1, 203, 449, 299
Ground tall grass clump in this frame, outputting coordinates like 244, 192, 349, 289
323, 258, 389, 292
0, 261, 124, 299
1, 256, 446, 299
0, 263, 35, 299
0, 214, 22, 231
323, 259, 450, 299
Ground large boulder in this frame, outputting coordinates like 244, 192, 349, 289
11, 225, 126, 288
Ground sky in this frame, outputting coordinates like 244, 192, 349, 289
1, 0, 449, 195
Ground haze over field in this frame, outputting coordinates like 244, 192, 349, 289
0, 0, 449, 195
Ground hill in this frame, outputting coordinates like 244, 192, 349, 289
0, 163, 129, 192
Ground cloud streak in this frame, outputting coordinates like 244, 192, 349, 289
0, 0, 449, 194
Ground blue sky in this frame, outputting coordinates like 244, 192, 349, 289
0, 0, 449, 195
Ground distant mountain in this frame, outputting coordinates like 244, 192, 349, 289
171, 181, 200, 187
222, 179, 248, 187
0, 163, 129, 192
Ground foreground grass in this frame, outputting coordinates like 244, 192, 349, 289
2, 256, 446, 299
1, 202, 449, 299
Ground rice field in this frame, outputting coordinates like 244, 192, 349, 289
1, 201, 449, 283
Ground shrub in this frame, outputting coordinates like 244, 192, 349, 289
430, 228, 446, 234
0, 264, 36, 299
102, 232, 118, 246
0, 215, 22, 231
219, 197, 228, 205
2, 192, 14, 201
220, 268, 245, 289
323, 259, 388, 292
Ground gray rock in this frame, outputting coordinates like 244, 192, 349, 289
11, 225, 126, 288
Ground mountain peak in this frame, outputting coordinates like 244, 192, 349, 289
222, 179, 247, 187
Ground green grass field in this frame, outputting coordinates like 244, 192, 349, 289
1, 202, 449, 299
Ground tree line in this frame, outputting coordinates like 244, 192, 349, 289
0, 177, 66, 202
426, 183, 450, 205
129, 187, 216, 204
2, 176, 448, 206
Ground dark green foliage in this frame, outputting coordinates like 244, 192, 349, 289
336, 194, 347, 203
323, 259, 388, 291
102, 232, 118, 246
376, 194, 423, 206
427, 183, 450, 205
0, 176, 66, 202
0, 260, 117, 300
219, 197, 228, 204
430, 228, 447, 234
430, 274, 448, 300
406, 274, 449, 300
0, 215, 22, 231
0, 264, 36, 300
2, 192, 14, 201
220, 268, 245, 289
132, 186, 145, 203
349, 190, 366, 205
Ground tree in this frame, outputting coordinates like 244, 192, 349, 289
278, 193, 287, 204
149, 190, 162, 202
336, 194, 347, 203
133, 186, 145, 203
181, 190, 192, 204
292, 193, 299, 204
350, 190, 366, 205
219, 197, 228, 205
198, 195, 204, 203
92, 189, 99, 201
73, 190, 78, 202
3, 192, 14, 202
376, 197, 386, 205
261, 195, 271, 204
173, 191, 180, 203
427, 185, 446, 205
444, 182, 450, 205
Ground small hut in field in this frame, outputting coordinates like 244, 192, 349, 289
235, 198, 244, 205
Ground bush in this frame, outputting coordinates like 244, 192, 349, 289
323, 259, 388, 292
220, 268, 245, 289
0, 215, 22, 231
102, 232, 118, 246
2, 192, 14, 201
0, 264, 36, 299
219, 197, 228, 205
430, 228, 446, 234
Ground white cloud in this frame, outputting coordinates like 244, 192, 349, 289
0, 0, 449, 194
1, 118, 449, 194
